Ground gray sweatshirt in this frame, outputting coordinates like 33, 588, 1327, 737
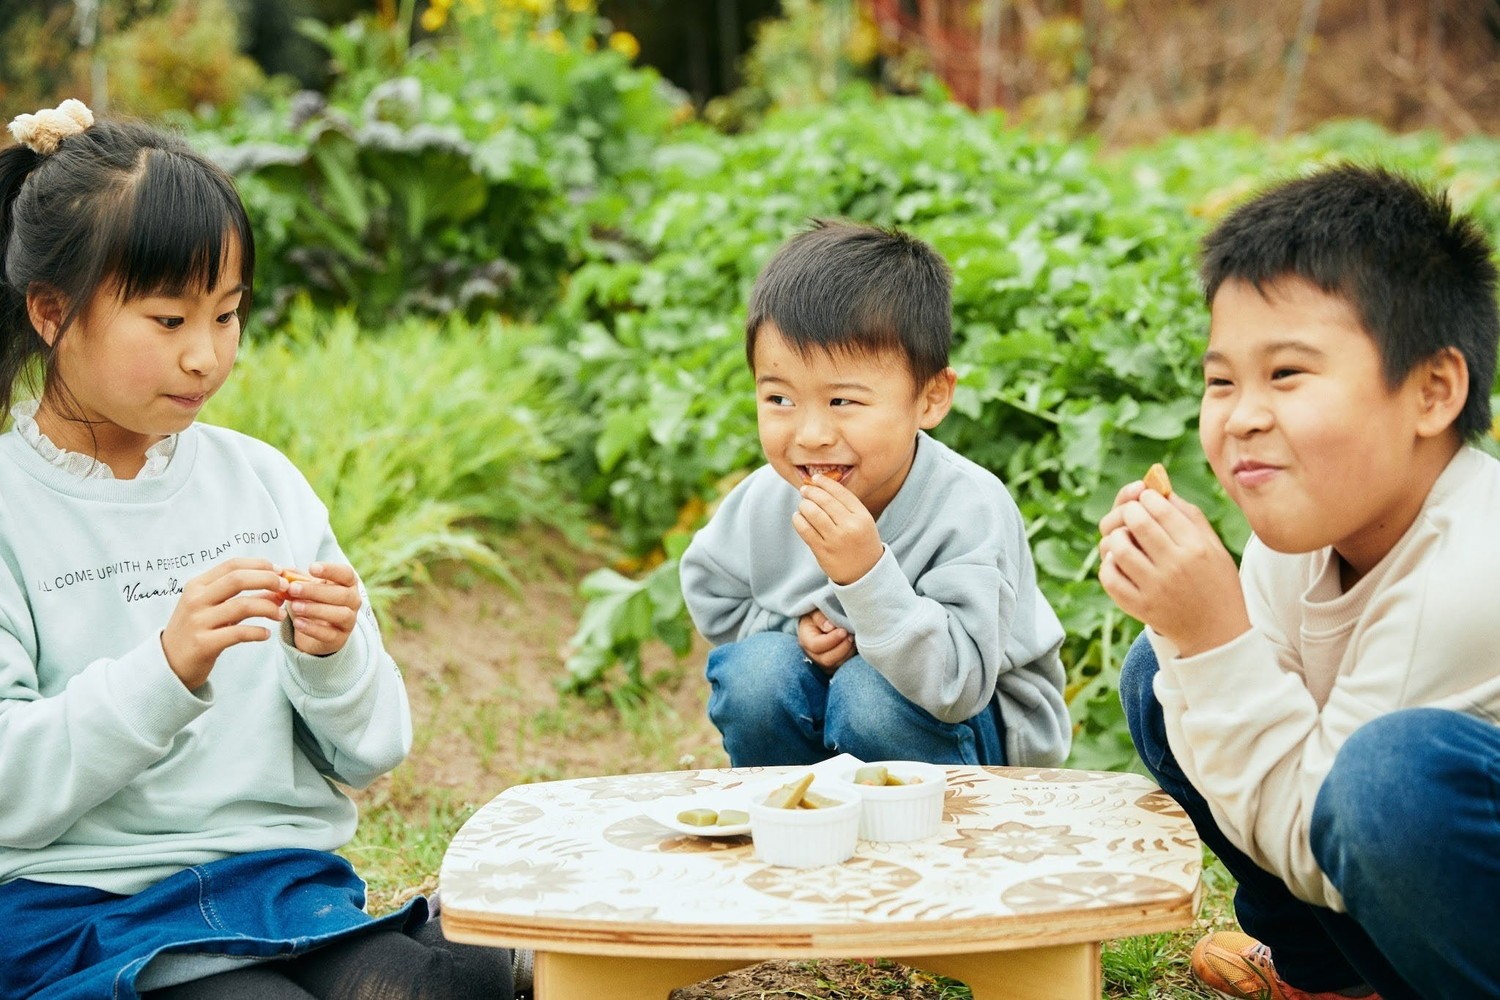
0, 424, 411, 894
680, 432, 1070, 766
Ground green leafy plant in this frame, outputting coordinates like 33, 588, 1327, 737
190, 0, 683, 328
554, 95, 1500, 763
203, 301, 582, 614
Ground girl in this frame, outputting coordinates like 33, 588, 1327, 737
0, 102, 520, 1000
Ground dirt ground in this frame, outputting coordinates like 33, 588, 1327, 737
381, 540, 728, 802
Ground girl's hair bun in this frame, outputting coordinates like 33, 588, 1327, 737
8, 99, 95, 156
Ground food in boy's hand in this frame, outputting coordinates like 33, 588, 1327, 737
799, 467, 846, 486
1143, 463, 1173, 497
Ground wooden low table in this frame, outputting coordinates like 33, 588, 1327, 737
440, 764, 1201, 1000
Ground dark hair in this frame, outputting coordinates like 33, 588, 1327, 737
0, 116, 255, 416
1200, 164, 1499, 440
746, 220, 952, 388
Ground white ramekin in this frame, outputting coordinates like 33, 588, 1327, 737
834, 760, 947, 842
748, 783, 860, 868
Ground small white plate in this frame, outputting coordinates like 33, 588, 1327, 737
649, 799, 752, 837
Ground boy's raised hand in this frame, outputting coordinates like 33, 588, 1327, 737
280, 562, 363, 657
798, 609, 856, 674
1097, 480, 1251, 658
793, 473, 883, 585
161, 557, 287, 690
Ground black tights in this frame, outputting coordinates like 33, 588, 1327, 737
143, 917, 513, 1000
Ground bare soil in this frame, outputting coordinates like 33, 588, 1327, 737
380, 539, 727, 803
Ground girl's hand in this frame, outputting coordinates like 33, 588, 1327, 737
161, 558, 288, 690
797, 609, 855, 674
793, 474, 883, 585
281, 562, 363, 657
1097, 484, 1251, 657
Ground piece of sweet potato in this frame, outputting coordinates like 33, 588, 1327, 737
1143, 463, 1173, 497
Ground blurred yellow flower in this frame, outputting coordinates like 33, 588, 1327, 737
845, 14, 879, 64
420, 5, 449, 30
539, 27, 568, 52
608, 30, 640, 60
565, 0, 594, 11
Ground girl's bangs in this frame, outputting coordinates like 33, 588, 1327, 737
107, 151, 253, 301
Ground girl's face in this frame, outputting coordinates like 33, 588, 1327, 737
36, 239, 247, 478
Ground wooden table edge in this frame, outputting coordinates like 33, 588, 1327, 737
439, 883, 1200, 959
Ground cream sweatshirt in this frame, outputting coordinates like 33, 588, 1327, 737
1148, 445, 1500, 910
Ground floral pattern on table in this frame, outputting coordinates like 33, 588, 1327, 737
940, 821, 1094, 862
440, 765, 1200, 938
1001, 872, 1188, 912
744, 858, 921, 905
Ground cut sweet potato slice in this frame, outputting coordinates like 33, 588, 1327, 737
1143, 463, 1173, 497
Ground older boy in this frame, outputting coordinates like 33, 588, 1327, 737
1099, 165, 1500, 999
680, 221, 1069, 768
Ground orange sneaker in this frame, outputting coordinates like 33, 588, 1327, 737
1190, 931, 1382, 1000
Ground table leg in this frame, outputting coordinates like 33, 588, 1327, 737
534, 952, 757, 1000
903, 942, 1101, 1000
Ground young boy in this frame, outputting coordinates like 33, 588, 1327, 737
680, 221, 1069, 769
1099, 164, 1500, 999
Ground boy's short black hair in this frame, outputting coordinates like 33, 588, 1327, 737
1200, 164, 1499, 440
746, 220, 952, 388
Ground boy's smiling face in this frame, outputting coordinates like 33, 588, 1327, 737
1200, 276, 1461, 581
753, 322, 954, 520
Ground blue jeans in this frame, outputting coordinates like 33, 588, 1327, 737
705, 630, 1005, 767
1121, 633, 1500, 1000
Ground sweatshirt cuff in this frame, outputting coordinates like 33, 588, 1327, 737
279, 617, 369, 697
102, 633, 213, 748
831, 546, 911, 640
1154, 626, 1269, 702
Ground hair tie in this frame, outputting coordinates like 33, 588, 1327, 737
8, 99, 94, 156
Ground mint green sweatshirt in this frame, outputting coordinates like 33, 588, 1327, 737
0, 424, 411, 894
680, 432, 1070, 766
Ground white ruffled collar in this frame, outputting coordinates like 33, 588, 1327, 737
9, 399, 177, 480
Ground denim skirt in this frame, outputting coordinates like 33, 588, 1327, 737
0, 848, 427, 1000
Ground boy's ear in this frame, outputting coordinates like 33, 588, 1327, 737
1413, 346, 1469, 439
918, 367, 958, 429
26, 286, 66, 347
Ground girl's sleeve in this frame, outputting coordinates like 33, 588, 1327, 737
0, 595, 211, 849
275, 531, 412, 790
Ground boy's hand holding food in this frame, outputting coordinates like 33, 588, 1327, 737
798, 609, 856, 674
1097, 467, 1250, 658
793, 472, 883, 585
278, 562, 363, 657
